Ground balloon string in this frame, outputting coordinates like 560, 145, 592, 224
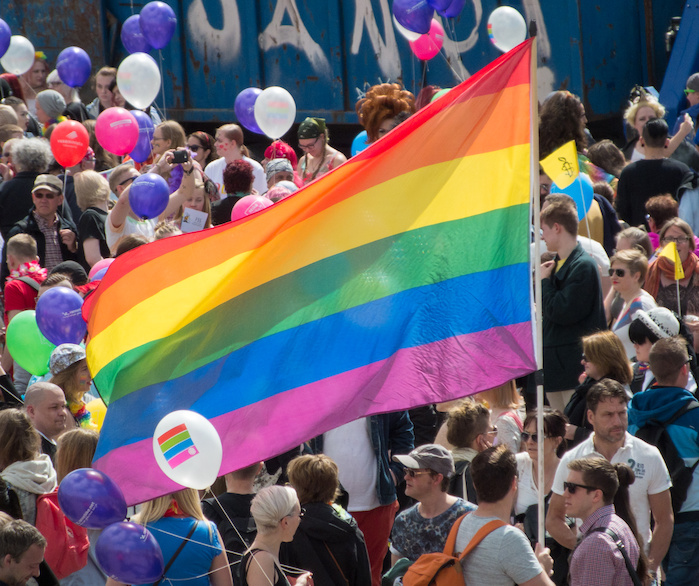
438, 48, 464, 83
158, 49, 167, 121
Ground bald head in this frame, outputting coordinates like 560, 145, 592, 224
24, 383, 67, 441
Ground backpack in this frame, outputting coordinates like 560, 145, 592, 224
402, 513, 505, 586
35, 490, 89, 580
448, 460, 477, 504
634, 400, 699, 513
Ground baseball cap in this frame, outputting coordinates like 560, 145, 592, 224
32, 174, 63, 194
393, 444, 455, 478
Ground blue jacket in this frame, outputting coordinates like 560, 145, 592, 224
673, 103, 699, 145
309, 412, 414, 507
628, 385, 699, 513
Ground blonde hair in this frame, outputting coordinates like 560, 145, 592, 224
623, 98, 665, 129
50, 359, 87, 404
56, 429, 99, 483
610, 248, 648, 283
250, 485, 299, 534
134, 489, 206, 524
6, 234, 37, 262
476, 380, 520, 410
74, 170, 110, 210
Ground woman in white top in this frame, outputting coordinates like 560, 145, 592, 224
606, 249, 656, 359
475, 379, 523, 453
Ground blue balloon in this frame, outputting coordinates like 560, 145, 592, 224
35, 287, 86, 346
56, 47, 91, 88
96, 522, 164, 584
551, 173, 594, 221
426, 0, 451, 10
139, 1, 177, 50
234, 88, 263, 134
58, 469, 127, 529
0, 19, 10, 60
129, 173, 170, 219
121, 15, 153, 54
351, 130, 370, 156
91, 268, 108, 282
393, 0, 434, 34
442, 0, 467, 17
129, 110, 155, 163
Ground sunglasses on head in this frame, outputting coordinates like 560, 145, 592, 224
609, 268, 626, 277
563, 481, 598, 494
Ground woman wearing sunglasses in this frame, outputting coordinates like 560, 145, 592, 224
606, 249, 656, 359
186, 131, 218, 168
515, 409, 569, 585
563, 331, 633, 448
645, 218, 699, 323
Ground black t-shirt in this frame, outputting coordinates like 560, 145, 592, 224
77, 207, 110, 269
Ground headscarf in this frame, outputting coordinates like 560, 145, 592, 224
297, 117, 326, 139
265, 158, 293, 182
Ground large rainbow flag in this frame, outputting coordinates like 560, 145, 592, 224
84, 39, 536, 505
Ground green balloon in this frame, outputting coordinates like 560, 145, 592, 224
431, 88, 452, 102
6, 311, 56, 376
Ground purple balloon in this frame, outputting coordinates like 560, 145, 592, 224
56, 47, 91, 88
35, 287, 86, 346
426, 0, 451, 10
58, 469, 127, 529
392, 0, 434, 34
234, 88, 263, 134
442, 0, 467, 18
128, 110, 155, 163
130, 173, 170, 219
0, 19, 10, 60
91, 268, 108, 282
139, 1, 177, 50
96, 522, 164, 584
121, 15, 153, 54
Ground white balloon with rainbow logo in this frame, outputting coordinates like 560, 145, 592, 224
487, 7, 527, 53
152, 410, 222, 489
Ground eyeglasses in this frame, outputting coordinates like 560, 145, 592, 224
151, 136, 165, 142
482, 426, 497, 436
33, 191, 58, 199
299, 136, 321, 151
609, 268, 626, 277
581, 353, 588, 362
119, 176, 136, 186
685, 89, 697, 95
404, 468, 433, 478
521, 432, 553, 443
187, 144, 202, 152
662, 236, 691, 244
284, 507, 305, 520
563, 481, 599, 494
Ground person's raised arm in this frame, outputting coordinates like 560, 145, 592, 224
159, 150, 196, 221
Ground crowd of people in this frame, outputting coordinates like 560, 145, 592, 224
0, 49, 698, 586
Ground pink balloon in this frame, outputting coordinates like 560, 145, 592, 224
88, 258, 115, 280
409, 19, 445, 60
231, 195, 273, 222
95, 108, 139, 156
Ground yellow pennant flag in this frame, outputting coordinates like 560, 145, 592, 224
660, 241, 685, 280
540, 140, 579, 189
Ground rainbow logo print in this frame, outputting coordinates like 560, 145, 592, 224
157, 423, 199, 469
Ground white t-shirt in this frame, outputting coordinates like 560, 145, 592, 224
204, 156, 267, 198
105, 213, 156, 253
324, 418, 380, 512
552, 432, 671, 548
515, 452, 539, 516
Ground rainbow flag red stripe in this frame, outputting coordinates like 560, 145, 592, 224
85, 40, 536, 505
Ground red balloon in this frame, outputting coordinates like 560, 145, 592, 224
50, 121, 89, 168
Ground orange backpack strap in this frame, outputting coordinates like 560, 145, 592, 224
444, 515, 506, 562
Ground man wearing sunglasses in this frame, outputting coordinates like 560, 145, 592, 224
672, 72, 699, 147
546, 379, 672, 582
564, 457, 642, 586
3, 174, 79, 279
389, 444, 476, 566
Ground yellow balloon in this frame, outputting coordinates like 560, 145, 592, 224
86, 398, 107, 431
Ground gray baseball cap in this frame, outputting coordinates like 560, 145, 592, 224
393, 444, 455, 478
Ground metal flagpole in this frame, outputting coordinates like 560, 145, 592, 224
528, 21, 545, 548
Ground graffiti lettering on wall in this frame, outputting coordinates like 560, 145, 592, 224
186, 0, 553, 93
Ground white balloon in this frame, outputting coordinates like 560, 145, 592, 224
0, 36, 35, 75
393, 15, 421, 42
254, 86, 296, 139
153, 410, 222, 490
487, 7, 527, 53
117, 52, 161, 109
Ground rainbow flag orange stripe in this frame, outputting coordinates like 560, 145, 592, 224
85, 40, 536, 505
